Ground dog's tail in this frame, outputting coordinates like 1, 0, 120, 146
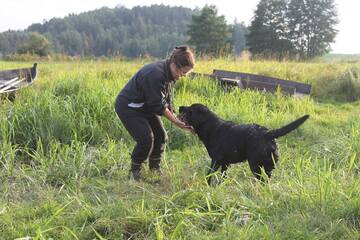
266, 115, 309, 139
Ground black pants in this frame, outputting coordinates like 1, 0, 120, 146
115, 96, 167, 171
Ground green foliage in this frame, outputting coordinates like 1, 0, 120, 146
0, 5, 247, 60
0, 30, 28, 56
16, 32, 51, 56
0, 5, 194, 58
188, 5, 232, 56
317, 67, 360, 102
287, 0, 338, 59
0, 59, 360, 239
248, 0, 338, 60
248, 0, 293, 59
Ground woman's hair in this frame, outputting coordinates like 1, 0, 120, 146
169, 45, 195, 69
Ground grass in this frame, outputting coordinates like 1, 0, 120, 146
0, 58, 360, 239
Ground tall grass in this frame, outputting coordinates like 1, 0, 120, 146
0, 59, 359, 239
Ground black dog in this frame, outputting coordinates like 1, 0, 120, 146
179, 103, 309, 184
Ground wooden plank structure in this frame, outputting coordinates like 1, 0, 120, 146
0, 63, 38, 94
189, 69, 311, 97
213, 69, 311, 96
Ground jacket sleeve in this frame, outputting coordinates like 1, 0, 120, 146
141, 72, 168, 115
165, 82, 174, 113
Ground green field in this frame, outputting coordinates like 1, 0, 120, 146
0, 59, 360, 239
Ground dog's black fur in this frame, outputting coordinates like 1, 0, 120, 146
179, 103, 309, 184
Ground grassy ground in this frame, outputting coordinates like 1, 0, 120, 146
0, 59, 359, 239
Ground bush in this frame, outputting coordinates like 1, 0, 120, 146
317, 67, 360, 102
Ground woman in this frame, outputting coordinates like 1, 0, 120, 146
115, 45, 195, 181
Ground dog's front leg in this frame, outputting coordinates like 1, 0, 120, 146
249, 160, 269, 183
221, 163, 229, 178
206, 158, 221, 186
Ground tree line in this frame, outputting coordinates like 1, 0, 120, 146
0, 5, 196, 58
0, 0, 337, 60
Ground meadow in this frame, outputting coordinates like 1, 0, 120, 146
0, 58, 359, 239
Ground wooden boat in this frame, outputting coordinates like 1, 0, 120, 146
0, 63, 37, 94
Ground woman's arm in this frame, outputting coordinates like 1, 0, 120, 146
163, 107, 194, 132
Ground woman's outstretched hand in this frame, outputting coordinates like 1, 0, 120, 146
163, 108, 195, 133
175, 119, 195, 134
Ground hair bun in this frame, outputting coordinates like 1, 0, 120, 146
175, 45, 188, 51
169, 44, 195, 68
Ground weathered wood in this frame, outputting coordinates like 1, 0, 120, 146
188, 71, 304, 96
246, 79, 295, 95
221, 77, 296, 95
213, 69, 311, 95
0, 63, 37, 94
188, 72, 296, 95
218, 77, 239, 86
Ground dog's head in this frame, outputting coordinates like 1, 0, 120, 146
178, 103, 211, 128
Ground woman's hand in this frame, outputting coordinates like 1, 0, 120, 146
174, 119, 195, 133
163, 107, 195, 133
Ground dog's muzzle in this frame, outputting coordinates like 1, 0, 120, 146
178, 106, 189, 125
177, 112, 188, 124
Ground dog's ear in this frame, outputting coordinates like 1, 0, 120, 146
197, 106, 208, 114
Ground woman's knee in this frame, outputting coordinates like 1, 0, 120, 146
157, 129, 167, 144
152, 125, 166, 144
138, 132, 155, 150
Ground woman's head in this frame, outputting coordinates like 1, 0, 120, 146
169, 45, 195, 80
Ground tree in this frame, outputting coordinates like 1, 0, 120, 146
0, 31, 28, 55
248, 0, 338, 60
247, 0, 293, 59
287, 0, 338, 59
17, 32, 51, 56
187, 5, 232, 55
2, 5, 195, 58
58, 30, 83, 55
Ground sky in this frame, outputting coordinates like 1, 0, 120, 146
0, 0, 359, 54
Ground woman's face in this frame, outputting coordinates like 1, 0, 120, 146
170, 62, 193, 81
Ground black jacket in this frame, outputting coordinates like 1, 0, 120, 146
117, 59, 175, 116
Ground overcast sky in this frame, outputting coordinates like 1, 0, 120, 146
0, 0, 359, 54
